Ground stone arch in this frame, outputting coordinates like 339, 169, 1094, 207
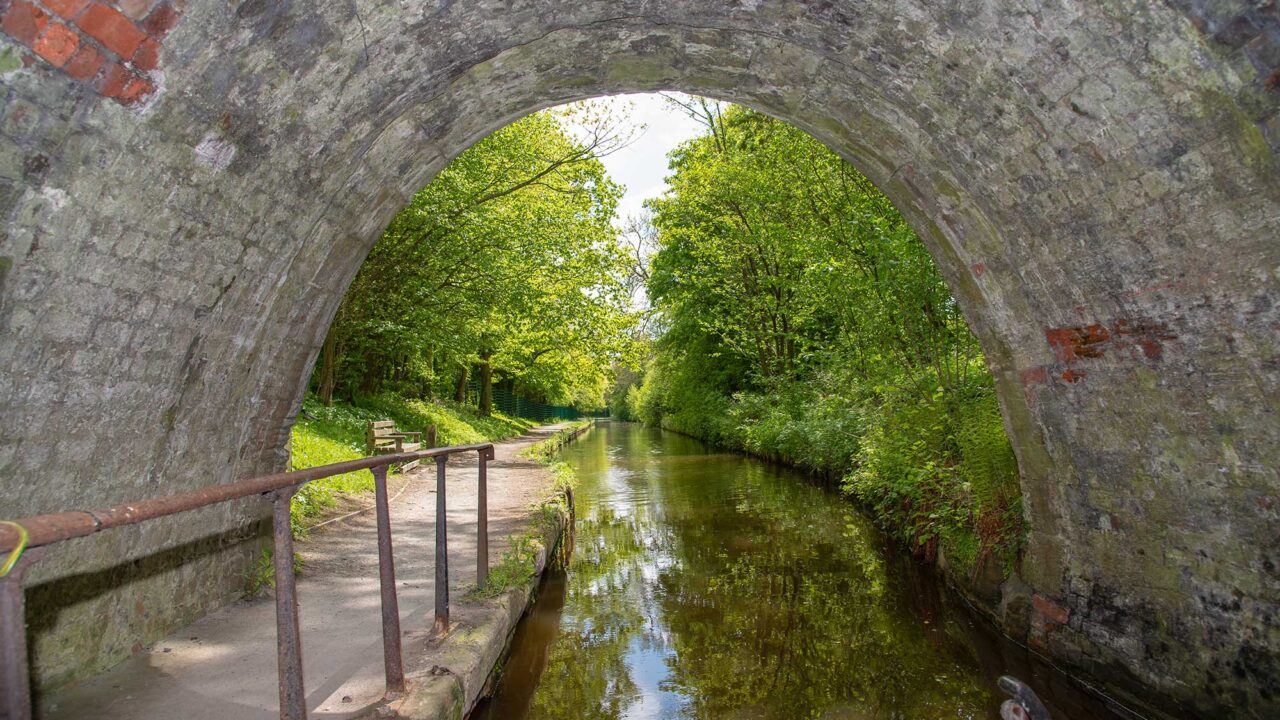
0, 1, 1276, 716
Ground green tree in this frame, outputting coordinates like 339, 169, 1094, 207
634, 101, 1022, 576
315, 105, 637, 413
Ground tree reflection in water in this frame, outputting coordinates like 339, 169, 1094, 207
475, 423, 1035, 720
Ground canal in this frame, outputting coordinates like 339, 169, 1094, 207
472, 422, 1124, 720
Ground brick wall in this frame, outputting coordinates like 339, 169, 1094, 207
1, 0, 179, 104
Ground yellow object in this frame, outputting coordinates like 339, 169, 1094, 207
0, 521, 29, 577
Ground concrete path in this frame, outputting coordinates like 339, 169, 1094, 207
42, 424, 567, 720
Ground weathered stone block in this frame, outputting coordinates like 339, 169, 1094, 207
0, 1, 1275, 718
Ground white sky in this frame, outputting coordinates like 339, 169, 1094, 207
567, 92, 706, 225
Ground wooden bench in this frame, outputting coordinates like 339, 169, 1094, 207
366, 420, 424, 471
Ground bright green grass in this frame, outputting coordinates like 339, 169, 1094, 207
288, 392, 539, 533
473, 535, 542, 599
521, 418, 592, 463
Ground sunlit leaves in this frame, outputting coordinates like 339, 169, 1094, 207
631, 104, 1023, 580
320, 108, 639, 407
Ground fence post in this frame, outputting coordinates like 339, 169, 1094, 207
425, 425, 437, 449
433, 456, 449, 635
271, 488, 306, 720
477, 447, 491, 588
371, 466, 405, 694
1, 546, 44, 720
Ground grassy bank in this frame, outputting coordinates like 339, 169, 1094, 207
521, 418, 593, 464
288, 392, 538, 532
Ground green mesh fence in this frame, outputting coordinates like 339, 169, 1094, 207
463, 380, 607, 420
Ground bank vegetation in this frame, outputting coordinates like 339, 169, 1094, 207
613, 102, 1025, 578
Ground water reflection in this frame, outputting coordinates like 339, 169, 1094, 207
472, 423, 1120, 720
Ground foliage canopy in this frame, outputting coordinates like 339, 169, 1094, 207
620, 102, 1023, 575
314, 106, 637, 411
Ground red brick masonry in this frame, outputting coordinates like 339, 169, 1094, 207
1, 0, 180, 105
1033, 594, 1071, 625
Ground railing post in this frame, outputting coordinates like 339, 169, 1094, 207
433, 456, 449, 635
371, 465, 405, 695
1, 546, 44, 720
477, 447, 491, 589
270, 488, 306, 720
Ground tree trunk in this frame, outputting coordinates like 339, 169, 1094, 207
423, 347, 435, 399
478, 354, 494, 416
359, 352, 379, 396
453, 365, 469, 404
318, 331, 337, 406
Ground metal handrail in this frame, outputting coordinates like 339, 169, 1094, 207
0, 441, 497, 720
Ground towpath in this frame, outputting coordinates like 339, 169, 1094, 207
42, 423, 568, 720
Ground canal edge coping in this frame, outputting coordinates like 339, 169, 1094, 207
387, 420, 596, 720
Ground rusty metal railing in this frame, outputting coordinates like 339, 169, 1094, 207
0, 442, 497, 720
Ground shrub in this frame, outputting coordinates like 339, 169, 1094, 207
843, 376, 1022, 575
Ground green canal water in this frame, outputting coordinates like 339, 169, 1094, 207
472, 422, 1122, 720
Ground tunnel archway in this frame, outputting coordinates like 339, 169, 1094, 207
0, 1, 1276, 716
